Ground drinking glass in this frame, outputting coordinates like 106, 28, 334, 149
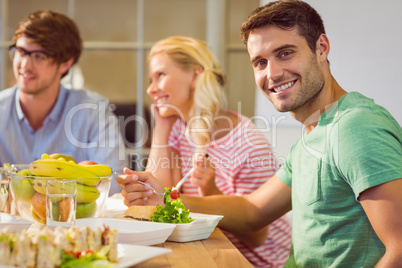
46, 179, 77, 227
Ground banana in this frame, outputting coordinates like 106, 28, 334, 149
31, 179, 47, 194
17, 169, 32, 176
41, 152, 76, 162
77, 184, 100, 203
32, 179, 100, 203
79, 164, 113, 177
30, 159, 96, 177
41, 153, 51, 159
29, 159, 112, 186
49, 153, 76, 163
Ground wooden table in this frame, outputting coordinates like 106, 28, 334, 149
134, 227, 253, 268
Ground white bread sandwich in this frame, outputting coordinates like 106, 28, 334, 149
0, 225, 118, 267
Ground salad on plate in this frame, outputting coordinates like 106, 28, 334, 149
151, 188, 193, 224
122, 188, 194, 224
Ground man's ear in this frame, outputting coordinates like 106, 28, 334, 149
317, 33, 330, 62
59, 58, 74, 76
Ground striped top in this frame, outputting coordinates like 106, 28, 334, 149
169, 112, 292, 268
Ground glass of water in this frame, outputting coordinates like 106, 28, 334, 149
46, 179, 77, 227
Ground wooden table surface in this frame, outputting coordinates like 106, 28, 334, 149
134, 227, 253, 268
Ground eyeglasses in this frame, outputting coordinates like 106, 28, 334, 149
8, 45, 51, 66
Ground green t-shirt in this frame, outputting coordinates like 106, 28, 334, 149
277, 92, 402, 267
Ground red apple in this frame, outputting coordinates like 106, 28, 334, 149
78, 160, 98, 165
31, 192, 47, 220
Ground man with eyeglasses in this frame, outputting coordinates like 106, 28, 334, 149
0, 10, 126, 194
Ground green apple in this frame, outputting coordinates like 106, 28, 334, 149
11, 175, 36, 204
76, 201, 97, 218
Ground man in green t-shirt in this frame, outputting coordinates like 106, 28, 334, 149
117, 1, 402, 267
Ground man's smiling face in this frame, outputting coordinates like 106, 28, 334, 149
13, 36, 68, 97
247, 25, 325, 114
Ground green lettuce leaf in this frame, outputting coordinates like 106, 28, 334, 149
151, 199, 193, 224
60, 250, 116, 268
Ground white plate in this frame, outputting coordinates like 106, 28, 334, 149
0, 212, 33, 232
117, 244, 171, 267
167, 212, 223, 242
102, 210, 224, 243
75, 217, 176, 245
1, 243, 171, 268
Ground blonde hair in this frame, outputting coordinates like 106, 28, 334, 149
149, 36, 227, 152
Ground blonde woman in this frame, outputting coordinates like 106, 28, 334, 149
121, 36, 291, 267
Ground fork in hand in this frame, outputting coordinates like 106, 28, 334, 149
136, 181, 164, 196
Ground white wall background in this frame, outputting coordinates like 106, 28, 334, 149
255, 0, 402, 161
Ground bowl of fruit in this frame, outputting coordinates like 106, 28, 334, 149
7, 153, 113, 223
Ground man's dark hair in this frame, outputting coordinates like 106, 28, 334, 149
12, 10, 82, 76
241, 0, 325, 53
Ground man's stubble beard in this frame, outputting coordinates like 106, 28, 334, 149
270, 54, 325, 114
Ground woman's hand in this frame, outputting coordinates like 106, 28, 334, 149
190, 154, 222, 196
117, 168, 165, 207
150, 104, 178, 141
146, 104, 181, 186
